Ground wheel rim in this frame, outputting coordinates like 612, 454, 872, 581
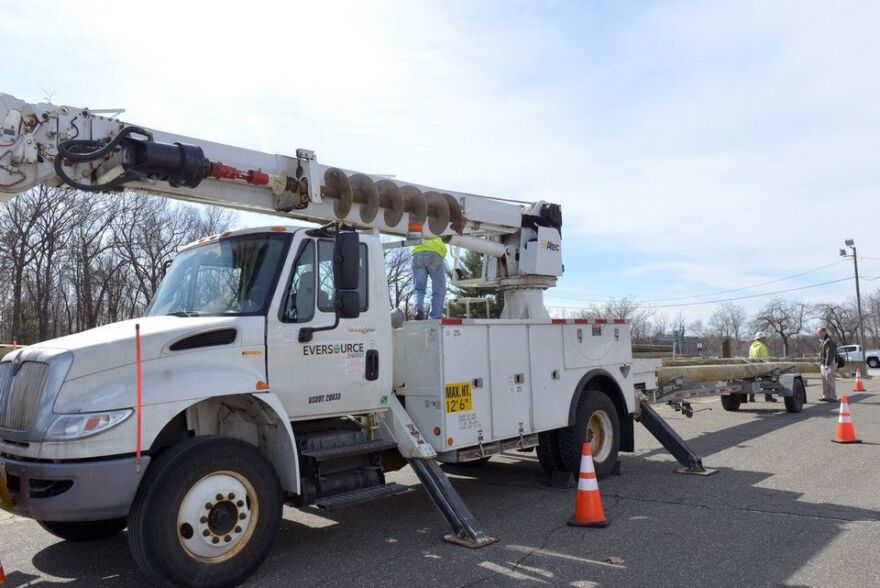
177, 471, 258, 563
587, 410, 613, 463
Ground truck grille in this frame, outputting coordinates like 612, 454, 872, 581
0, 361, 49, 431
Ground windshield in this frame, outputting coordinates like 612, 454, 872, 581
147, 234, 290, 317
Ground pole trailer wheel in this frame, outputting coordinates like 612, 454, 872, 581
784, 378, 806, 413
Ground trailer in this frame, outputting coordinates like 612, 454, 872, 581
634, 357, 808, 416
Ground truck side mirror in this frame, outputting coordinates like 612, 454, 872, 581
334, 232, 359, 291
336, 290, 360, 319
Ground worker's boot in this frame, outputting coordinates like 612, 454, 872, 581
414, 310, 425, 320
765, 394, 778, 402
749, 394, 755, 402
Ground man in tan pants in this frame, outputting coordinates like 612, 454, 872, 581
817, 327, 838, 402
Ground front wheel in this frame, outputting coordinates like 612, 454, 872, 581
128, 437, 283, 588
38, 518, 126, 542
784, 378, 806, 413
558, 391, 620, 479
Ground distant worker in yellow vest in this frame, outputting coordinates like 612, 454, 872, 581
748, 331, 776, 402
411, 238, 446, 320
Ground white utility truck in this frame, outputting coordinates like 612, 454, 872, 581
0, 93, 705, 587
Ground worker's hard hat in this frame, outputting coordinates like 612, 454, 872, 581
755, 331, 766, 340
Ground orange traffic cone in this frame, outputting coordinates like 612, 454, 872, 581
567, 443, 609, 527
832, 396, 862, 444
853, 369, 866, 392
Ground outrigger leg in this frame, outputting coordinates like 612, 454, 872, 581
409, 459, 498, 548
635, 395, 718, 476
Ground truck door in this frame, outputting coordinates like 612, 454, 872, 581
265, 233, 386, 419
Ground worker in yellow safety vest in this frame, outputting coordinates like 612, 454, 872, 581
411, 238, 447, 320
749, 331, 776, 402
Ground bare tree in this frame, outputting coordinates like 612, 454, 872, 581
689, 319, 707, 339
67, 193, 123, 330
812, 300, 860, 345
865, 290, 880, 348
708, 302, 748, 354
752, 298, 808, 357
0, 187, 236, 343
651, 313, 670, 342
112, 194, 229, 309
579, 297, 655, 342
0, 188, 46, 341
26, 186, 78, 339
385, 247, 414, 315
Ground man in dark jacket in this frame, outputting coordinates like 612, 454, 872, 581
817, 327, 838, 402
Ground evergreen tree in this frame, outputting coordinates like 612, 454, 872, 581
446, 250, 502, 318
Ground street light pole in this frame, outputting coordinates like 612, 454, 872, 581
841, 239, 867, 350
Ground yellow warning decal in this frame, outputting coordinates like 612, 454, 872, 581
445, 381, 473, 413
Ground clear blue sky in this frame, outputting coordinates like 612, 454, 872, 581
2, 1, 878, 322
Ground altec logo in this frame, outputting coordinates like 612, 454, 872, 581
540, 239, 560, 252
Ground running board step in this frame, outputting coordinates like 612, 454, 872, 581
636, 396, 718, 476
409, 459, 497, 548
312, 483, 410, 510
300, 439, 399, 461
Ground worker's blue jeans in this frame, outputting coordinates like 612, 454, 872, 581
412, 251, 446, 319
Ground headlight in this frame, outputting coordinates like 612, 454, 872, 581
45, 410, 133, 441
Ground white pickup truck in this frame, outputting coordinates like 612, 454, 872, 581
836, 344, 880, 367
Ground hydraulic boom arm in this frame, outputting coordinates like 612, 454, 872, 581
0, 92, 563, 317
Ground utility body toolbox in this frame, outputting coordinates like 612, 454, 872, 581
392, 318, 633, 461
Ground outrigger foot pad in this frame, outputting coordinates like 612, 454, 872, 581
410, 459, 497, 549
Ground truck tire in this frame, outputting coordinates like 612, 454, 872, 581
128, 436, 282, 588
868, 357, 880, 369
536, 430, 565, 474
38, 518, 127, 541
784, 378, 806, 414
558, 391, 620, 479
720, 394, 741, 411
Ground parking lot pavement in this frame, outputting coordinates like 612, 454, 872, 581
2, 374, 878, 587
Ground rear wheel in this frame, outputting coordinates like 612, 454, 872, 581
784, 378, 806, 413
868, 357, 880, 369
128, 437, 282, 588
536, 430, 565, 474
558, 391, 620, 479
38, 518, 127, 542
720, 394, 741, 411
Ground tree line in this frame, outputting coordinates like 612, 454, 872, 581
577, 296, 880, 358
0, 186, 233, 344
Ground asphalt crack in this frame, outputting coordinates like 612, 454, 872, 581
460, 520, 568, 587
